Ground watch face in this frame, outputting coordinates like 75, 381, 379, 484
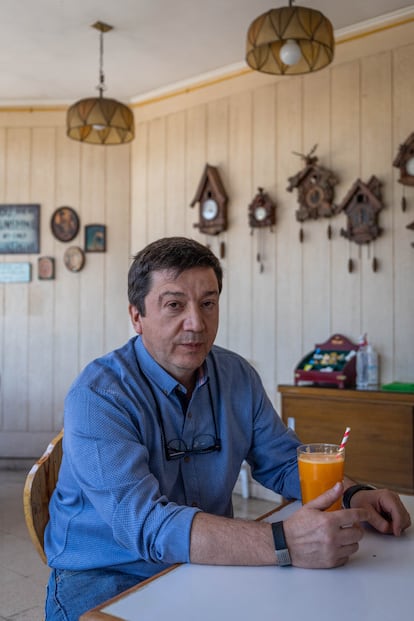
406, 156, 414, 176
254, 206, 268, 222
202, 198, 219, 221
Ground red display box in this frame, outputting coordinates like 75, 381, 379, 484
294, 334, 358, 389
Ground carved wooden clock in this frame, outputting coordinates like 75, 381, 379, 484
337, 176, 383, 245
393, 132, 414, 211
248, 187, 276, 230
393, 132, 414, 186
190, 164, 228, 235
287, 145, 338, 223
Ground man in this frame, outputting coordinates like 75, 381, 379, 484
45, 237, 411, 620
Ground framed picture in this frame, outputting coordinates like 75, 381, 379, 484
85, 224, 106, 252
51, 206, 80, 242
38, 256, 55, 280
63, 246, 85, 273
0, 262, 32, 283
0, 204, 40, 254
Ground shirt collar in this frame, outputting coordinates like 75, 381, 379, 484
134, 335, 208, 397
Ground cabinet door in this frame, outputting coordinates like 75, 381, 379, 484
281, 395, 414, 493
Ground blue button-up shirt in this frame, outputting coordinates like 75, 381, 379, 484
45, 336, 301, 580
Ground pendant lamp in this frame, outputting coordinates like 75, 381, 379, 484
67, 22, 135, 145
246, 1, 334, 76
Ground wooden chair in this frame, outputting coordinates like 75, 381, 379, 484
23, 429, 63, 563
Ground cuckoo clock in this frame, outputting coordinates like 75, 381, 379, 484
393, 132, 414, 187
248, 187, 276, 273
337, 176, 383, 245
248, 187, 276, 230
190, 164, 228, 236
393, 132, 414, 211
287, 145, 338, 226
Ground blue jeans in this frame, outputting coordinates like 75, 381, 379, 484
45, 567, 141, 620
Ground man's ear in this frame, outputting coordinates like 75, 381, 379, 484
129, 304, 143, 334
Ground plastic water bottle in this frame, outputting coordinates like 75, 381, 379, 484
366, 344, 379, 388
356, 334, 368, 389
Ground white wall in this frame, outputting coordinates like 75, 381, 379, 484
130, 19, 414, 409
1, 17, 414, 459
0, 112, 131, 458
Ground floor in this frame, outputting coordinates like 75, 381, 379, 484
0, 469, 278, 621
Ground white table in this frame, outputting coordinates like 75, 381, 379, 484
81, 495, 414, 621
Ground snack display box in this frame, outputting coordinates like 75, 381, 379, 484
294, 334, 358, 389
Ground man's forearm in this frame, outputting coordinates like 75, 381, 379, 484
189, 512, 276, 565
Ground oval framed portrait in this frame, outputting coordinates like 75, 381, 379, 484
63, 246, 85, 273
51, 206, 80, 242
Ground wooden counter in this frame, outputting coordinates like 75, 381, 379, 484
278, 384, 414, 493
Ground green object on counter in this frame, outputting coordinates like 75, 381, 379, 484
381, 382, 414, 393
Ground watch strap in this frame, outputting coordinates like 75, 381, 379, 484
271, 521, 291, 566
342, 484, 377, 509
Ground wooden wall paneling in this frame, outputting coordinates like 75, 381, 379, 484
53, 130, 82, 429
28, 127, 56, 430
185, 105, 207, 241
206, 98, 229, 348
3, 127, 32, 431
104, 144, 131, 352
165, 112, 186, 236
79, 145, 106, 368
147, 117, 167, 241
360, 51, 394, 384
0, 127, 6, 429
251, 84, 277, 400
301, 69, 332, 351
275, 78, 303, 385
130, 122, 149, 256
227, 91, 253, 361
330, 61, 361, 340
392, 43, 414, 382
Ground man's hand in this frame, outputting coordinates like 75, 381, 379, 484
347, 487, 412, 536
283, 482, 369, 568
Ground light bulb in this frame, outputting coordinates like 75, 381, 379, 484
280, 39, 302, 66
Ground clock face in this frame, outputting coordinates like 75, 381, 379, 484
202, 198, 219, 221
305, 185, 324, 208
254, 206, 268, 222
406, 156, 414, 176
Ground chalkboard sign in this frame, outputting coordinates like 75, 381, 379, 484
0, 204, 40, 254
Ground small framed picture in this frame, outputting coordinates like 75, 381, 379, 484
51, 206, 80, 242
63, 246, 85, 273
38, 256, 55, 280
85, 224, 106, 252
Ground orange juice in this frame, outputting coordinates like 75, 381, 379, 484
297, 444, 344, 511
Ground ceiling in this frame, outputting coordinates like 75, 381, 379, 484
1, 0, 413, 106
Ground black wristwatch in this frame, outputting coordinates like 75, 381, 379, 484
271, 521, 291, 566
342, 484, 377, 509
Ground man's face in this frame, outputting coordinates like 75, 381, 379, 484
129, 267, 219, 390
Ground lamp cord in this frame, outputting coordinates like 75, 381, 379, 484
97, 29, 106, 96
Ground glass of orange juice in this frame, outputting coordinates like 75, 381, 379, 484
297, 443, 345, 511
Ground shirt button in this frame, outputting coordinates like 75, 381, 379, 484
184, 456, 190, 463
187, 411, 192, 419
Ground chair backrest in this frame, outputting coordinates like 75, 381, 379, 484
23, 429, 63, 564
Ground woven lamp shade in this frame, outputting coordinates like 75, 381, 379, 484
67, 96, 135, 145
246, 5, 334, 76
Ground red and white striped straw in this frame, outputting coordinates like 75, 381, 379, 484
339, 427, 351, 452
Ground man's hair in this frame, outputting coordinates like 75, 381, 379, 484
128, 237, 223, 315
